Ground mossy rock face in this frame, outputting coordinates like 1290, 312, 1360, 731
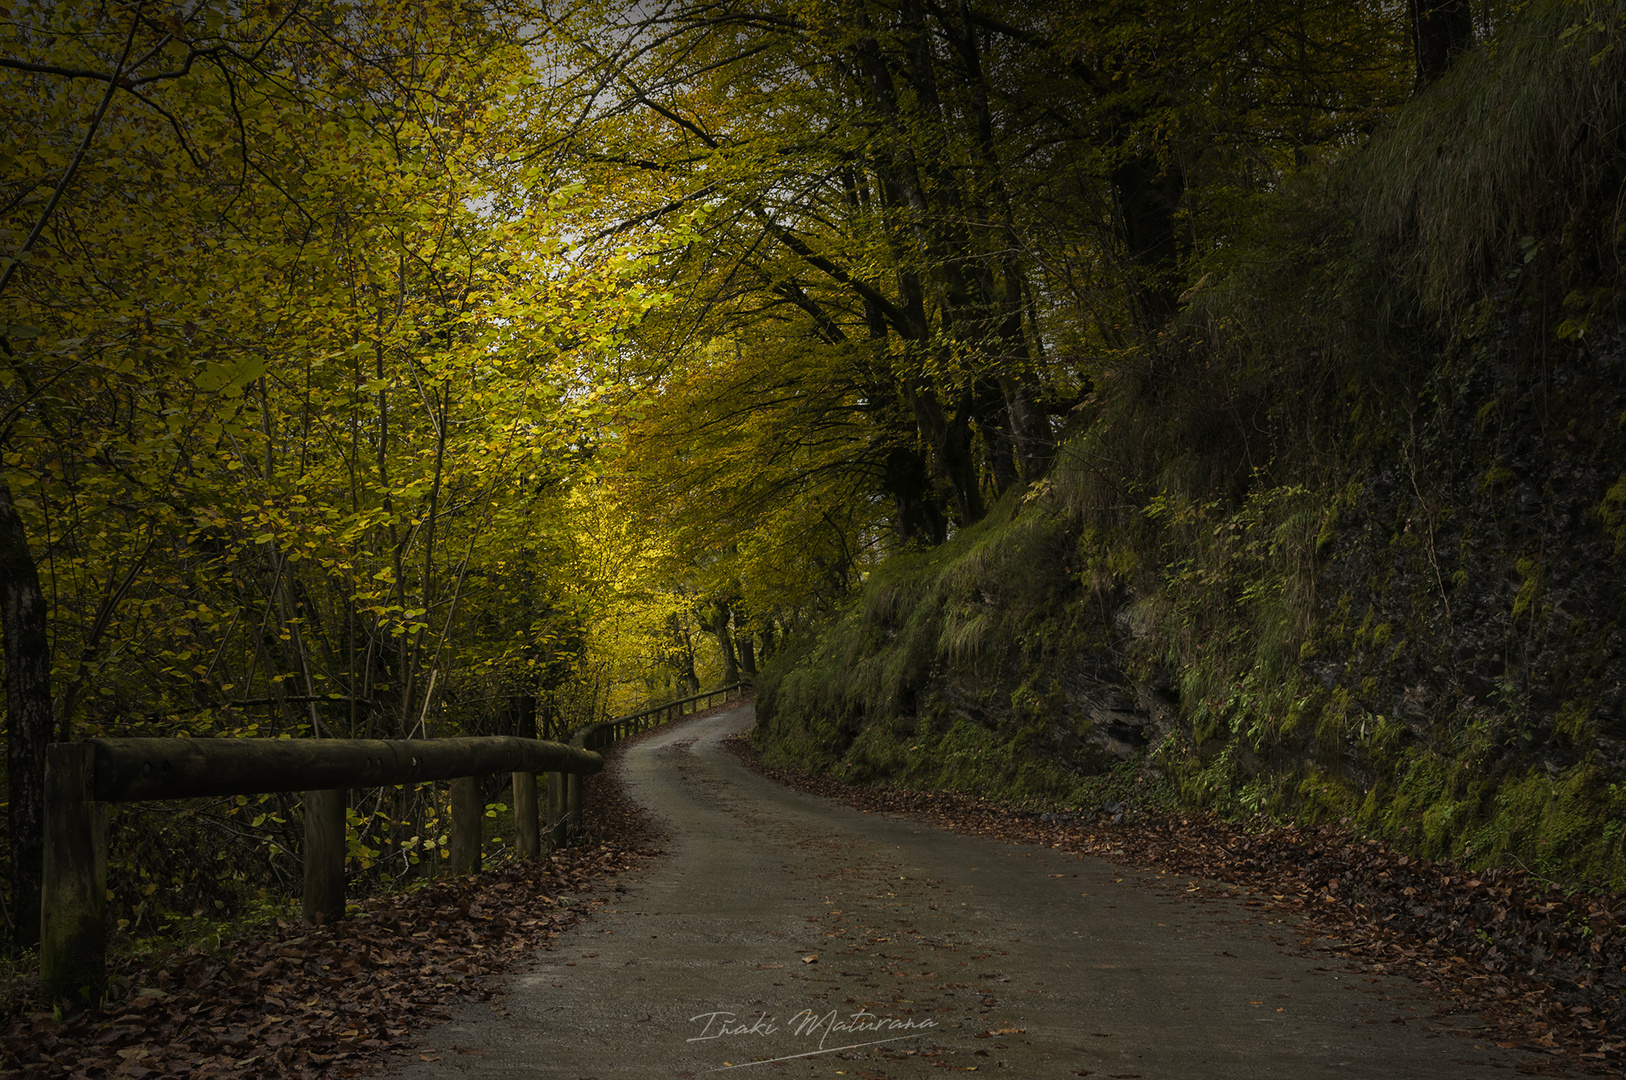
758, 302, 1626, 889
754, 499, 1177, 807
1283, 297, 1626, 883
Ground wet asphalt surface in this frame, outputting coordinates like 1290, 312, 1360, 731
391, 704, 1536, 1079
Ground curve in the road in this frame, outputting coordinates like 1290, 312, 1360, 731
395, 703, 1534, 1079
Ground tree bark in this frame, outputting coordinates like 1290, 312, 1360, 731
0, 485, 51, 951
668, 614, 699, 695
1408, 0, 1473, 87
1111, 154, 1185, 329
973, 376, 1020, 497
710, 602, 739, 686
883, 445, 947, 546
905, 382, 984, 527
508, 694, 537, 740
1001, 369, 1051, 482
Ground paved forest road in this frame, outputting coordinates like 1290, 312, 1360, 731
394, 705, 1534, 1079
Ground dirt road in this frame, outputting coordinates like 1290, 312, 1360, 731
394, 704, 1533, 1079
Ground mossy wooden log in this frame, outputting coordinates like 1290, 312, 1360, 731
41, 702, 718, 1004
40, 744, 107, 1009
302, 789, 346, 925
87, 735, 602, 802
41, 735, 602, 1004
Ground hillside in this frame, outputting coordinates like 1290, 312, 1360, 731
755, 1, 1626, 891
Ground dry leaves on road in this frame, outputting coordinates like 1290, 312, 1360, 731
729, 737, 1623, 1076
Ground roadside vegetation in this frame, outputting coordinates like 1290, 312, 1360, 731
757, 0, 1626, 894
2, 0, 1624, 1009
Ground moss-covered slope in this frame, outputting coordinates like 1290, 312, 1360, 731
756, 1, 1626, 890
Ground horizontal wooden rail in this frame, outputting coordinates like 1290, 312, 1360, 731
41, 736, 601, 1009
87, 735, 602, 802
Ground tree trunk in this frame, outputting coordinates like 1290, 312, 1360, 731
999, 268, 1054, 482
883, 445, 947, 546
1001, 369, 1051, 483
1408, 0, 1473, 87
508, 694, 537, 740
905, 382, 984, 527
0, 485, 52, 951
1111, 154, 1185, 329
737, 632, 757, 679
710, 603, 739, 686
669, 614, 699, 695
973, 376, 1020, 497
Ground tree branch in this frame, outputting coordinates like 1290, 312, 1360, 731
0, 2, 144, 298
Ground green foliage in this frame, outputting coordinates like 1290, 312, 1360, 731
1349, 741, 1626, 889
0, 0, 668, 943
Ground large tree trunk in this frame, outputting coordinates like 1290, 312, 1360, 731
1001, 369, 1051, 483
998, 268, 1054, 482
710, 603, 739, 686
508, 694, 537, 740
905, 382, 984, 527
973, 377, 1020, 496
0, 485, 51, 951
850, 14, 989, 531
1111, 154, 1185, 329
883, 445, 947, 546
668, 614, 699, 695
1408, 1, 1473, 87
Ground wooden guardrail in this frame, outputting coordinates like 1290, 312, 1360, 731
39, 682, 749, 1007
571, 682, 748, 751
40, 735, 602, 1006
557, 682, 748, 840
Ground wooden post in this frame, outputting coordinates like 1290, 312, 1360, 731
512, 771, 539, 858
302, 789, 347, 925
546, 772, 567, 849
449, 775, 482, 874
40, 743, 107, 1008
566, 770, 582, 840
